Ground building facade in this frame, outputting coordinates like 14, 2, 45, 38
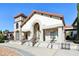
14, 10, 65, 46
14, 13, 27, 41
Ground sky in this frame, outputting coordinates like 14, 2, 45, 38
0, 3, 77, 31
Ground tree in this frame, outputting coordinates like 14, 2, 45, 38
0, 30, 2, 34
73, 3, 79, 44
77, 3, 79, 40
3, 30, 9, 40
0, 30, 5, 43
0, 33, 5, 43
4, 30, 9, 34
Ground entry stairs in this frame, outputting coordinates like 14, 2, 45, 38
7, 40, 72, 49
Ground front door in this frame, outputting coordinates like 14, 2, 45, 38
34, 23, 40, 42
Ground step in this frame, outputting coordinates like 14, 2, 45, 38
23, 42, 33, 46
8, 40, 22, 45
34, 42, 60, 49
38, 42, 49, 48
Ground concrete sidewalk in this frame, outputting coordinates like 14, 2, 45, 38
0, 43, 79, 56
0, 43, 57, 56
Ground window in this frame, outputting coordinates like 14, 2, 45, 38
50, 32, 58, 40
16, 23, 19, 29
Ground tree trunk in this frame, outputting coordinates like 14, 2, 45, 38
77, 18, 79, 40
77, 3, 79, 40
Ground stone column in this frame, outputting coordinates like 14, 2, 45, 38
30, 28, 34, 40
40, 29, 43, 42
19, 28, 22, 41
14, 31, 16, 40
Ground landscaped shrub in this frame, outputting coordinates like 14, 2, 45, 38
0, 34, 5, 43
73, 39, 79, 44
66, 36, 71, 40
66, 35, 73, 41
72, 34, 79, 44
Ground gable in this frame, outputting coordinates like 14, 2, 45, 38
29, 13, 63, 26
21, 10, 65, 27
22, 12, 64, 32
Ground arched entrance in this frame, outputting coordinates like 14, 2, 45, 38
33, 23, 40, 42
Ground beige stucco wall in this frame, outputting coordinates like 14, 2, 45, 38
22, 14, 63, 31
13, 13, 65, 44
58, 27, 65, 43
14, 16, 25, 40
21, 13, 65, 43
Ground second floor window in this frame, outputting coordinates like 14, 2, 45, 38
16, 23, 19, 29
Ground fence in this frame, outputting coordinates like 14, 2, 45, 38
61, 43, 70, 50
50, 42, 79, 51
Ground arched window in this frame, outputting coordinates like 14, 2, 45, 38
16, 23, 19, 29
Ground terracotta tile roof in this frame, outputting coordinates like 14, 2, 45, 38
14, 13, 27, 18
32, 10, 63, 18
21, 10, 65, 27
64, 25, 72, 28
64, 25, 76, 30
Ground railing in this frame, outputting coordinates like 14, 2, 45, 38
49, 42, 79, 51
61, 43, 70, 50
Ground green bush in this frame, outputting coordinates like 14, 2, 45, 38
73, 39, 79, 44
0, 34, 5, 43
